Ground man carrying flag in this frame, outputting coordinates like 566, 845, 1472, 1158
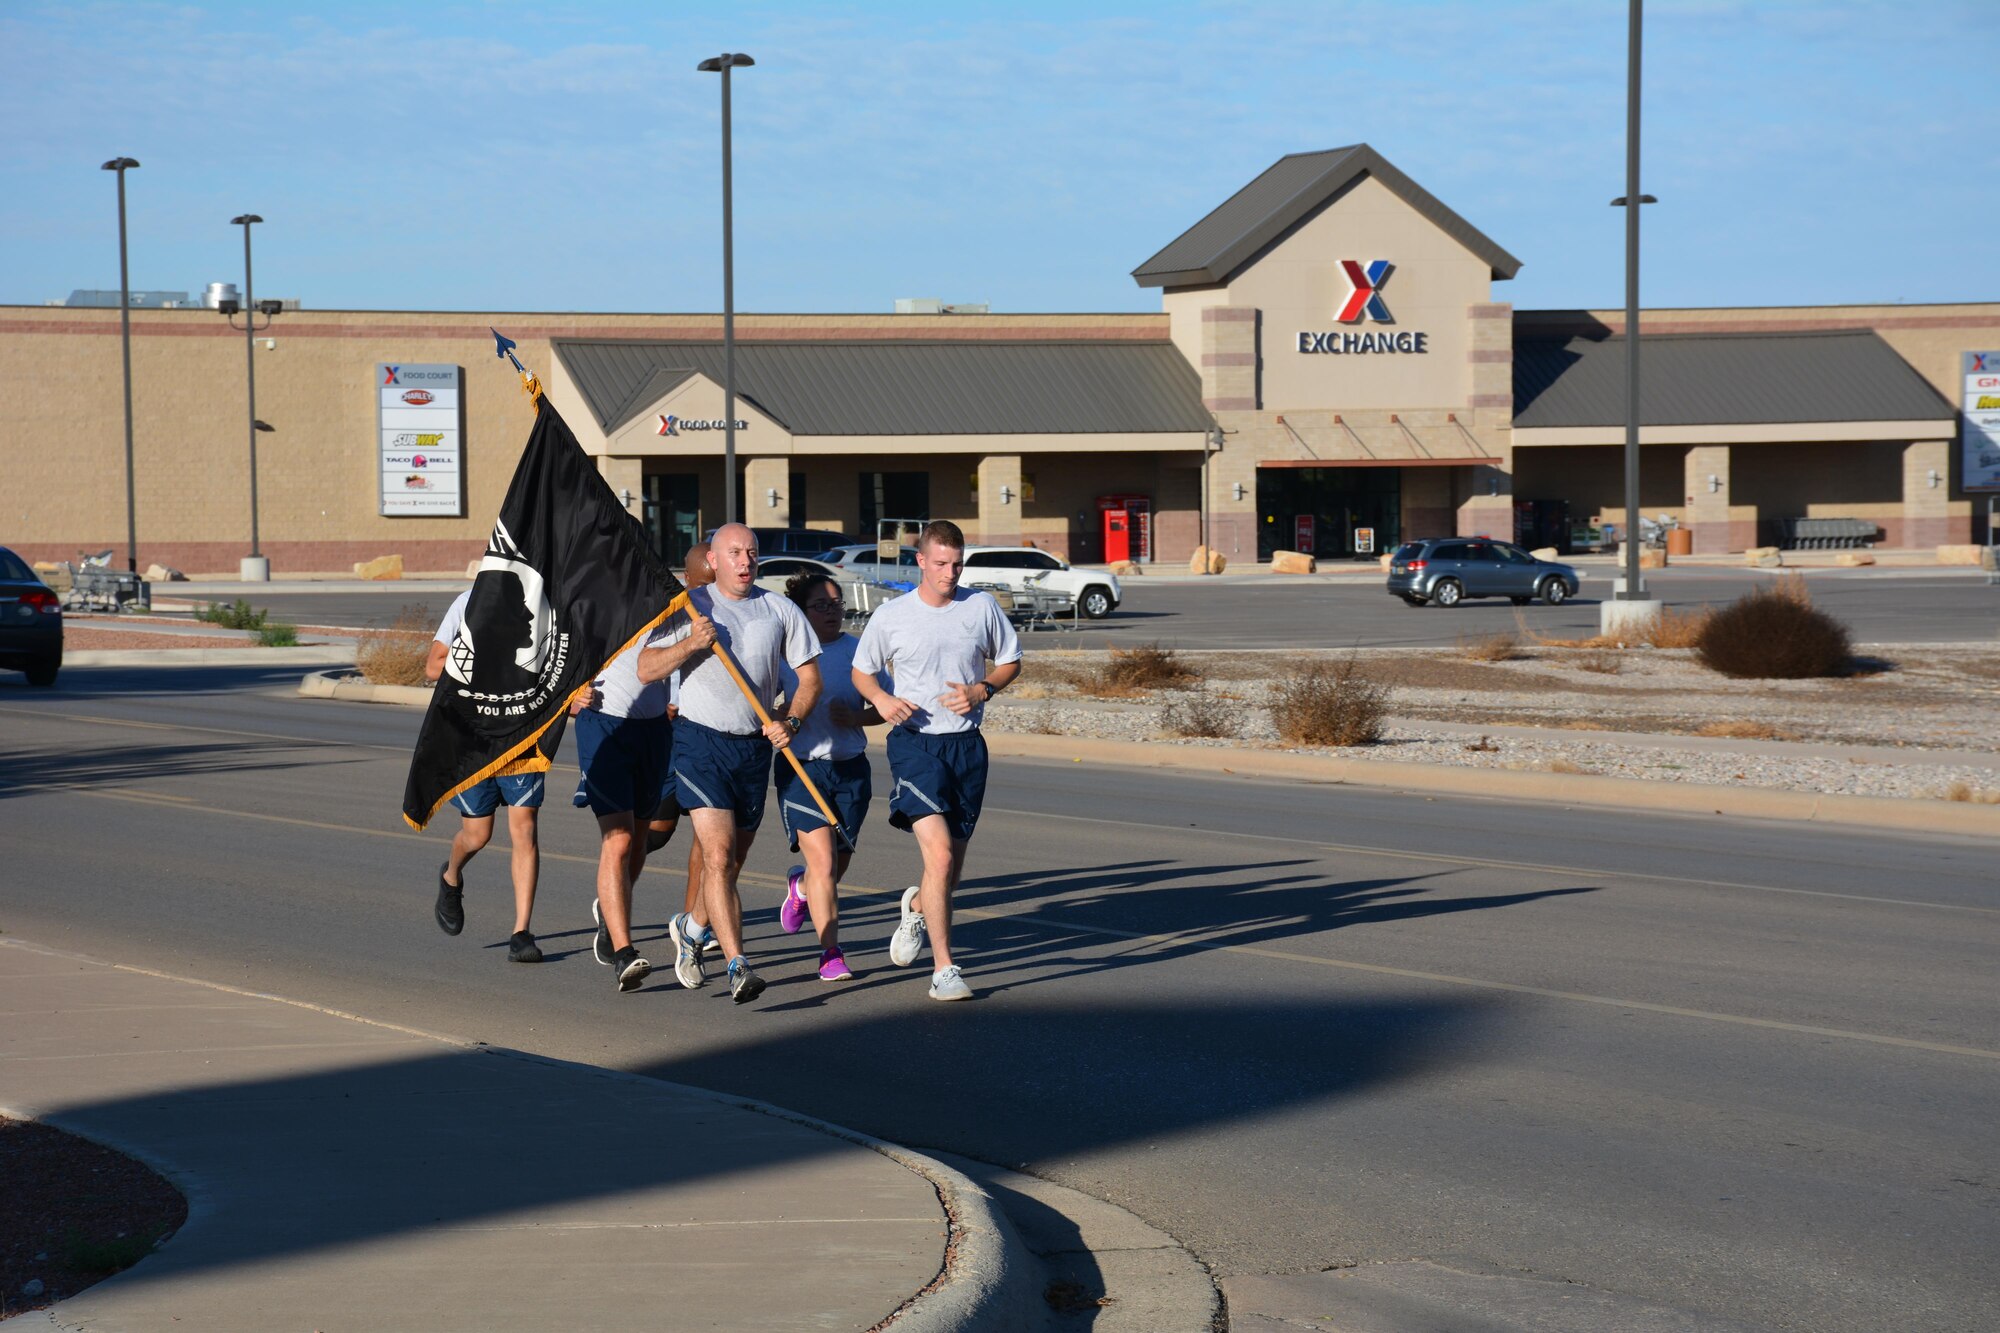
404, 377, 688, 955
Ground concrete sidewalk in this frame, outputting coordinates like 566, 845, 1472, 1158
0, 939, 1027, 1332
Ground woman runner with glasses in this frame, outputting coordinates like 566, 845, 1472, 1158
772, 573, 886, 980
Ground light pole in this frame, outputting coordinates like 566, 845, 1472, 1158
1201, 426, 1224, 574
1609, 0, 1657, 617
102, 156, 140, 574
698, 51, 754, 524
221, 214, 281, 581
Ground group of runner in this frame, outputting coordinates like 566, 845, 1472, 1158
427, 518, 1022, 1005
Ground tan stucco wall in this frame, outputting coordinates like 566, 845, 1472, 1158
0, 306, 1169, 572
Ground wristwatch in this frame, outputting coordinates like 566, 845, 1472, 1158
980, 681, 999, 701
781, 715, 804, 735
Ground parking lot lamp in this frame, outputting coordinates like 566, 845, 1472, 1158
698, 52, 754, 523
102, 156, 140, 573
1610, 0, 1657, 605
222, 214, 280, 580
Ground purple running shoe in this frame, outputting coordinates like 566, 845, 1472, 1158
779, 864, 809, 934
817, 947, 853, 982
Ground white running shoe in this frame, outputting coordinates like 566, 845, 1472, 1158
928, 965, 973, 1002
888, 886, 925, 967
668, 912, 708, 990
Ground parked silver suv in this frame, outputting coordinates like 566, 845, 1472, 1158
1385, 537, 1580, 608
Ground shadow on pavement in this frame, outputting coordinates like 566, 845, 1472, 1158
0, 739, 344, 800
32, 989, 1482, 1296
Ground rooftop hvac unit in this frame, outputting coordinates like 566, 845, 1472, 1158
942, 303, 989, 315
895, 298, 944, 315
203, 281, 240, 309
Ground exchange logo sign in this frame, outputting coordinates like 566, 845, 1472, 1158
658, 413, 749, 436
1297, 259, 1429, 355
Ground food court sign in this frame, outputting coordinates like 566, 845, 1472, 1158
377, 364, 465, 517
1963, 351, 2000, 492
1295, 260, 1430, 355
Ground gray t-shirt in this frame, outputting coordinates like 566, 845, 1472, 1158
780, 632, 888, 762
656, 585, 819, 733
853, 587, 1021, 736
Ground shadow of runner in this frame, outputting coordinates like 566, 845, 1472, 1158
16, 993, 1483, 1297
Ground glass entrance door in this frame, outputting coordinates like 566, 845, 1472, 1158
1254, 467, 1401, 561
644, 473, 701, 567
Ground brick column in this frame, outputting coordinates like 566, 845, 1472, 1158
744, 456, 789, 528
977, 454, 1023, 548
1685, 444, 1732, 553
1456, 302, 1514, 539
1902, 439, 1954, 548
1200, 306, 1258, 411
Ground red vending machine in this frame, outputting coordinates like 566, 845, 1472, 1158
1097, 494, 1152, 563
1102, 508, 1131, 564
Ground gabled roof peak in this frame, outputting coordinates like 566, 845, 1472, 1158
1133, 144, 1521, 289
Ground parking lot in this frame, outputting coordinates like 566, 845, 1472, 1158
193, 564, 2000, 651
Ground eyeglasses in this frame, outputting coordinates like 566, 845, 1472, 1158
805, 598, 844, 611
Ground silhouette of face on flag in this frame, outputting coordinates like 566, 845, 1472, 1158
443, 519, 562, 730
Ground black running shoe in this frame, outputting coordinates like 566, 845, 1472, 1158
591, 898, 613, 966
434, 864, 464, 936
508, 931, 543, 964
614, 945, 652, 993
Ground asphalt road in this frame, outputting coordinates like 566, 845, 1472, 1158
185, 566, 1998, 650
4, 666, 1996, 1331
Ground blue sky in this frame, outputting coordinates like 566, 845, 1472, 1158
3, 1, 1993, 315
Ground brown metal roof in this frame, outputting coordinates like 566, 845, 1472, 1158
554, 339, 1213, 437
1133, 145, 1523, 288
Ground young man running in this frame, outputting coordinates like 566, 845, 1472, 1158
573, 607, 715, 993
851, 520, 1022, 1001
772, 571, 887, 982
427, 590, 548, 964
640, 523, 820, 1004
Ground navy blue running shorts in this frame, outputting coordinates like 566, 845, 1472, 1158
885, 728, 988, 842
571, 710, 673, 820
673, 718, 773, 832
774, 752, 872, 852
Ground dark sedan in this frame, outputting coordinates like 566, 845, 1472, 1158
1386, 537, 1581, 608
0, 546, 62, 685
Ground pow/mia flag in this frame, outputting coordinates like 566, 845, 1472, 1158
402, 396, 685, 829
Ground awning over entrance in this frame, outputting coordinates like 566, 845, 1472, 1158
1257, 458, 1494, 468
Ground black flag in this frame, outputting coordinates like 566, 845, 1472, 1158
402, 396, 685, 829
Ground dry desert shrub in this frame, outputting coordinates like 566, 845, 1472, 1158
1268, 656, 1387, 747
355, 606, 435, 687
1644, 605, 1713, 649
1065, 642, 1201, 698
1160, 686, 1238, 739
1941, 781, 2000, 804
1460, 631, 1522, 663
1696, 585, 1853, 679
1695, 720, 1796, 741
1574, 650, 1623, 675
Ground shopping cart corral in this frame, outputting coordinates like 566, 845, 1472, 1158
59, 550, 150, 613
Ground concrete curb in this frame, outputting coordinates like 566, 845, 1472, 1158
1, 937, 1039, 1333
296, 668, 430, 706
984, 732, 2000, 839
466, 1047, 1042, 1333
62, 646, 357, 667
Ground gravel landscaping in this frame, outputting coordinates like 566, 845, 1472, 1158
990, 644, 2000, 802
